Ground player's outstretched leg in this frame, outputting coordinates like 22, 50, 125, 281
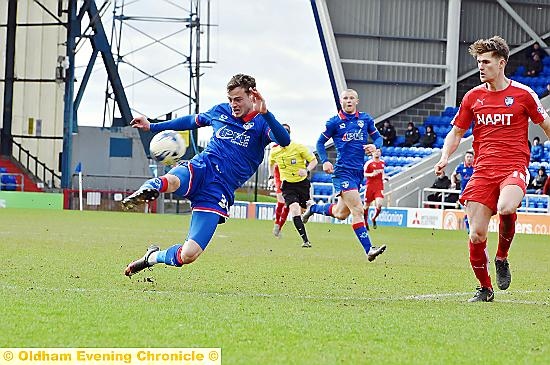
122, 177, 165, 210
124, 245, 160, 276
351, 221, 387, 262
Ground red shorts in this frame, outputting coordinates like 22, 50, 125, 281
459, 168, 528, 214
364, 187, 384, 204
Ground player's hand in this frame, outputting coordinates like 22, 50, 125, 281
363, 144, 377, 155
130, 115, 151, 131
323, 161, 334, 174
249, 87, 267, 114
267, 177, 275, 190
434, 157, 448, 176
297, 168, 308, 177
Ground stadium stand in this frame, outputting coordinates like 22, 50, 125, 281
510, 55, 550, 98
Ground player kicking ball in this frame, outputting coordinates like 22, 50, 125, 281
122, 74, 290, 276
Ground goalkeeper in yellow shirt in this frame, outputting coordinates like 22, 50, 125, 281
269, 124, 318, 247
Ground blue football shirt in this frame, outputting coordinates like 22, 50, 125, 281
195, 103, 273, 191
454, 163, 474, 192
321, 110, 381, 173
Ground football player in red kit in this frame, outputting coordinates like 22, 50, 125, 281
435, 36, 550, 302
363, 148, 386, 230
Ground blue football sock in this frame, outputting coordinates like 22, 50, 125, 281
311, 203, 333, 216
352, 222, 372, 253
155, 244, 183, 267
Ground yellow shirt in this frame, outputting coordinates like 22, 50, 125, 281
269, 141, 316, 183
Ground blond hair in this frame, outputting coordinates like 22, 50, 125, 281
468, 36, 509, 61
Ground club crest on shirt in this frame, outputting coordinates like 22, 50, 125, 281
357, 120, 364, 128
504, 96, 514, 107
339, 123, 346, 129
243, 122, 254, 130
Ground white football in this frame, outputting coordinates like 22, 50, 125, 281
149, 130, 187, 165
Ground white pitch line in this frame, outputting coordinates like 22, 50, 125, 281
1, 284, 549, 305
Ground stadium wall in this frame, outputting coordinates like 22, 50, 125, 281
229, 202, 550, 236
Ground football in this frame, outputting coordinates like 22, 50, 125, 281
149, 130, 187, 165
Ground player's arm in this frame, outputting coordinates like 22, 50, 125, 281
130, 115, 200, 133
450, 171, 459, 189
364, 164, 377, 178
302, 157, 318, 177
267, 161, 277, 189
364, 122, 384, 154
249, 87, 290, 147
434, 125, 467, 175
316, 133, 334, 173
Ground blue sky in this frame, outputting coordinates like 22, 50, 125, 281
76, 0, 336, 147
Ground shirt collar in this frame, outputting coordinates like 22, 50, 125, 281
242, 111, 259, 123
338, 110, 359, 120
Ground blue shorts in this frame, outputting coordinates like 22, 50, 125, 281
332, 168, 363, 195
167, 155, 234, 221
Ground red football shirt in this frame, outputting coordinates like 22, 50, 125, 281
452, 80, 548, 171
364, 159, 385, 191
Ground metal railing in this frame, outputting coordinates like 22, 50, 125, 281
421, 188, 462, 209
10, 138, 61, 189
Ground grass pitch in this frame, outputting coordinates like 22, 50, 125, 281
1, 208, 549, 364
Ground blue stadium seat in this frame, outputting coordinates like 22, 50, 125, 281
394, 136, 405, 146
434, 137, 445, 148
514, 65, 526, 76
543, 56, 550, 66
425, 115, 439, 125
393, 147, 404, 156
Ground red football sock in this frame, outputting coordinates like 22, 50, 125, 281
363, 209, 369, 224
469, 240, 492, 289
373, 207, 382, 221
496, 213, 516, 260
279, 206, 290, 228
275, 202, 285, 225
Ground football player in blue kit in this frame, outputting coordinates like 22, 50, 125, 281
302, 89, 387, 262
451, 150, 475, 231
122, 74, 290, 276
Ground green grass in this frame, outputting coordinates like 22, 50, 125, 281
1, 208, 549, 364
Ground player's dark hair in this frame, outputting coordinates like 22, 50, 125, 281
465, 150, 474, 156
469, 36, 509, 61
227, 74, 256, 93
